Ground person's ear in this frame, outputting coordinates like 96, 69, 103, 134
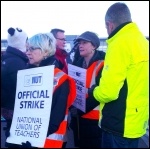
43, 50, 49, 57
109, 21, 115, 32
105, 21, 115, 34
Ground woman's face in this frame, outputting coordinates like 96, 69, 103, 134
26, 47, 45, 66
78, 40, 95, 57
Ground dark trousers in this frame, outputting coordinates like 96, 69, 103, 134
70, 116, 102, 148
101, 129, 139, 148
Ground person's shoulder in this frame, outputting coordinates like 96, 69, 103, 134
4, 47, 28, 62
1, 54, 19, 66
97, 50, 106, 60
53, 58, 64, 69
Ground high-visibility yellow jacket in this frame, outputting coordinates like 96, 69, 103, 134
93, 22, 149, 138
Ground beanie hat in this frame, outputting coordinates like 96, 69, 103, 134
7, 27, 28, 52
76, 31, 100, 49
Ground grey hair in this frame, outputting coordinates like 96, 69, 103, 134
27, 33, 56, 56
105, 2, 132, 26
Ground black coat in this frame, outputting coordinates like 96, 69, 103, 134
27, 56, 69, 135
1, 46, 28, 111
70, 50, 105, 148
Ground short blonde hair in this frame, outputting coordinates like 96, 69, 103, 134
27, 33, 56, 56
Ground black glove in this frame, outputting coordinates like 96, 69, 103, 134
3, 127, 11, 148
21, 141, 32, 148
5, 129, 10, 138
88, 84, 97, 99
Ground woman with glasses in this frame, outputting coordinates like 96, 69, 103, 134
26, 33, 60, 68
8, 33, 76, 148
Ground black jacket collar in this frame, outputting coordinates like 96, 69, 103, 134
108, 22, 131, 39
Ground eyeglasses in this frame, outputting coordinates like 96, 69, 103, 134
56, 38, 66, 41
26, 47, 41, 52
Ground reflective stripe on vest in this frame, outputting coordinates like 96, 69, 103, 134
47, 115, 68, 139
44, 68, 76, 148
82, 60, 104, 120
53, 68, 68, 92
47, 133, 64, 140
44, 69, 68, 148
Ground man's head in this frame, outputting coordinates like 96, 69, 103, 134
50, 28, 66, 50
105, 2, 132, 35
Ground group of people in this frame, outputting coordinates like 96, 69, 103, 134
1, 2, 149, 148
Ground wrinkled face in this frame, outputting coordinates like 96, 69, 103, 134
55, 32, 66, 50
26, 47, 45, 66
78, 40, 95, 57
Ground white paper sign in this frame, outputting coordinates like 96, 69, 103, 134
6, 65, 54, 148
68, 64, 86, 112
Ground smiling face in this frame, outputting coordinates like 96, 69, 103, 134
78, 40, 95, 58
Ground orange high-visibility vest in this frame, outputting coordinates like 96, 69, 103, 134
81, 60, 104, 120
44, 68, 76, 148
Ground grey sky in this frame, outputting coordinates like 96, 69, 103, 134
1, 1, 149, 39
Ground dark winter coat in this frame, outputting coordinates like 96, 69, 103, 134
70, 50, 105, 148
1, 46, 28, 115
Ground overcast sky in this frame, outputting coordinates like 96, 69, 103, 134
1, 1, 149, 39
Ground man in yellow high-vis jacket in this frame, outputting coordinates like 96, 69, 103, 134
88, 2, 149, 148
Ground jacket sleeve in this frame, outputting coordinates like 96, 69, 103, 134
93, 43, 130, 103
47, 80, 69, 135
78, 93, 99, 116
77, 66, 104, 116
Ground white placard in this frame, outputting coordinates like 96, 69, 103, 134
68, 64, 86, 112
6, 65, 54, 148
